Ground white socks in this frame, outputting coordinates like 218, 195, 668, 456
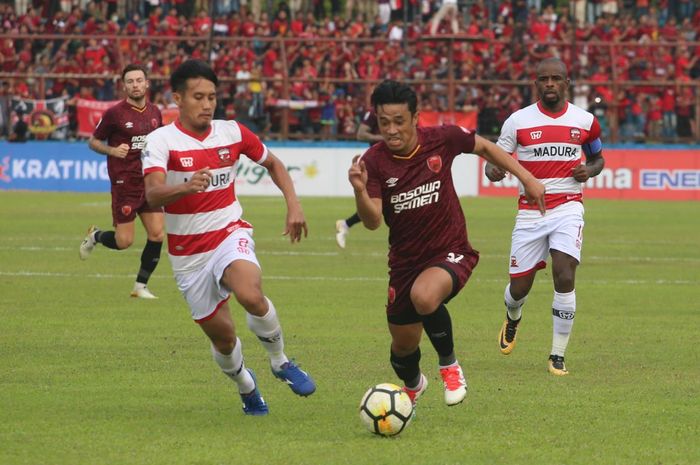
211, 338, 255, 394
504, 284, 527, 321
246, 297, 289, 371
551, 290, 576, 356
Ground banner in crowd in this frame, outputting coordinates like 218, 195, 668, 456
10, 96, 69, 140
418, 111, 478, 129
479, 149, 700, 201
76, 99, 180, 137
76, 99, 119, 138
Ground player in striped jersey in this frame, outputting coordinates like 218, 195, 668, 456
485, 58, 605, 375
141, 60, 315, 415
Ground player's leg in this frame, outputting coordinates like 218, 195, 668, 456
388, 321, 426, 405
199, 303, 267, 415
335, 212, 360, 249
411, 266, 467, 406
548, 250, 579, 376
222, 258, 316, 396
80, 189, 136, 259
499, 221, 549, 355
547, 208, 584, 375
130, 211, 165, 299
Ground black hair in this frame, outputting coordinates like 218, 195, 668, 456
370, 80, 418, 115
170, 59, 218, 93
121, 63, 148, 81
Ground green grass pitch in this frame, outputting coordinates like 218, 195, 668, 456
0, 191, 698, 465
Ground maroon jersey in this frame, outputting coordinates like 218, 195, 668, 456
363, 125, 477, 269
93, 100, 162, 183
361, 110, 379, 146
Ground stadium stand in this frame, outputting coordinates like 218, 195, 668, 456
0, 0, 698, 142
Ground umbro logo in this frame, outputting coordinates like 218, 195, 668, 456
530, 131, 542, 140
125, 122, 134, 128
385, 177, 399, 187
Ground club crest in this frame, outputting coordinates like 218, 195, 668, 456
427, 155, 442, 173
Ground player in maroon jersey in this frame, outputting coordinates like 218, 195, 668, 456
349, 80, 545, 407
335, 109, 383, 248
79, 64, 164, 299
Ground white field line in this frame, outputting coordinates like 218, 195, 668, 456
0, 270, 695, 286
0, 245, 698, 264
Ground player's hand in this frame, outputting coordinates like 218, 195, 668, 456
523, 178, 546, 215
187, 167, 212, 193
572, 164, 591, 183
283, 204, 308, 244
348, 155, 368, 193
485, 162, 507, 182
111, 143, 130, 159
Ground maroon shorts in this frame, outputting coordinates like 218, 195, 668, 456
110, 179, 162, 225
386, 246, 480, 325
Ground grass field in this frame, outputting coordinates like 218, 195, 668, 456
0, 191, 698, 465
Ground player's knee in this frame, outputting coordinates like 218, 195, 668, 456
115, 235, 134, 250
148, 230, 165, 242
554, 271, 575, 292
235, 290, 267, 315
211, 335, 236, 354
409, 290, 439, 315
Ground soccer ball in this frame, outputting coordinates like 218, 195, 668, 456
359, 383, 414, 436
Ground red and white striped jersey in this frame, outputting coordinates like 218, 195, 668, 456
497, 101, 601, 213
142, 119, 268, 273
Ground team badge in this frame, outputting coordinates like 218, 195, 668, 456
121, 205, 132, 216
510, 256, 518, 268
570, 128, 581, 142
427, 155, 442, 173
151, 118, 159, 128
218, 147, 231, 162
387, 286, 396, 305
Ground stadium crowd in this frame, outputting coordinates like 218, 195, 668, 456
0, 0, 698, 141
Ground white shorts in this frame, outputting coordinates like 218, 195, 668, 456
173, 228, 260, 322
508, 202, 584, 277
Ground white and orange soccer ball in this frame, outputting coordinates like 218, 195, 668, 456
359, 383, 414, 436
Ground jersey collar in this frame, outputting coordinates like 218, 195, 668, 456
537, 100, 568, 119
175, 119, 212, 141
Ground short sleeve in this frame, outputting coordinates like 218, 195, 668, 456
585, 116, 602, 142
443, 125, 476, 156
142, 130, 169, 175
497, 115, 516, 154
362, 151, 382, 199
237, 122, 268, 164
92, 108, 114, 140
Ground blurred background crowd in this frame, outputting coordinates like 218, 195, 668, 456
0, 0, 698, 142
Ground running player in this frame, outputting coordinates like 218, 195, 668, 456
142, 59, 315, 415
80, 64, 164, 299
349, 80, 545, 406
485, 57, 605, 375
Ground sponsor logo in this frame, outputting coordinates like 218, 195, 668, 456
446, 252, 464, 264
125, 122, 134, 129
532, 146, 578, 158
570, 128, 581, 142
385, 177, 399, 187
640, 170, 700, 190
389, 180, 441, 213
180, 157, 194, 168
553, 309, 575, 320
0, 156, 109, 183
530, 130, 543, 140
237, 237, 250, 254
130, 135, 146, 150
427, 155, 442, 173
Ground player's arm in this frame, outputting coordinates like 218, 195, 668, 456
349, 155, 382, 230
144, 168, 212, 208
260, 152, 308, 243
473, 135, 546, 214
356, 123, 383, 144
572, 141, 604, 182
88, 136, 129, 159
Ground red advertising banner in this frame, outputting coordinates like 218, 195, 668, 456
419, 111, 477, 129
479, 149, 700, 201
76, 99, 119, 138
